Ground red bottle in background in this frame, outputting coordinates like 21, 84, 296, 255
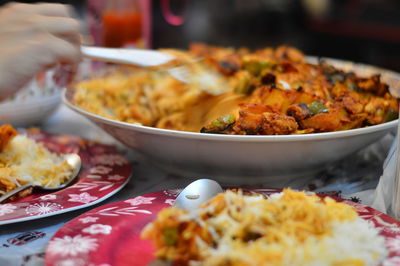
87, 0, 151, 48
86, 0, 186, 49
102, 0, 143, 48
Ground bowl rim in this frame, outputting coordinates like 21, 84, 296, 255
62, 88, 397, 143
0, 90, 61, 110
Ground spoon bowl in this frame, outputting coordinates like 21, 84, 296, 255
173, 179, 223, 211
0, 153, 81, 203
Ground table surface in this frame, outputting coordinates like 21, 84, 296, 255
0, 103, 395, 265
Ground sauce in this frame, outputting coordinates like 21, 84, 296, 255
102, 11, 142, 47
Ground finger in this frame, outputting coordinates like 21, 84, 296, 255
61, 35, 82, 47
34, 3, 76, 18
7, 2, 73, 17
38, 16, 81, 36
53, 64, 77, 87
47, 36, 81, 65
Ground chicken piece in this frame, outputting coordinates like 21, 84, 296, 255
274, 45, 305, 63
356, 75, 389, 96
189, 43, 215, 57
287, 103, 311, 121
238, 103, 275, 114
338, 94, 364, 114
261, 112, 299, 135
330, 82, 350, 98
253, 47, 276, 61
233, 110, 265, 134
0, 124, 17, 152
250, 87, 299, 113
300, 112, 343, 132
232, 103, 298, 135
216, 54, 242, 76
364, 96, 396, 125
229, 104, 273, 135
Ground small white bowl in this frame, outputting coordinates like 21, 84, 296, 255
0, 92, 61, 127
0, 75, 61, 127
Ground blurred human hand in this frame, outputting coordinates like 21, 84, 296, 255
0, 2, 81, 99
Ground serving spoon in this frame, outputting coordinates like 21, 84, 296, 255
80, 46, 230, 95
0, 153, 81, 203
173, 179, 224, 210
81, 46, 175, 67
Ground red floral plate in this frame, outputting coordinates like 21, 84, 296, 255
45, 188, 400, 266
0, 131, 132, 225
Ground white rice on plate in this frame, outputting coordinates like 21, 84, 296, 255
0, 131, 73, 197
142, 189, 388, 265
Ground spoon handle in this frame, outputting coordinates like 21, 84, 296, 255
0, 184, 33, 203
81, 46, 174, 67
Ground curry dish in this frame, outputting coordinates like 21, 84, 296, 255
73, 44, 399, 135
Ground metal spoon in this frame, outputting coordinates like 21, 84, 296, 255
0, 153, 81, 203
173, 179, 224, 210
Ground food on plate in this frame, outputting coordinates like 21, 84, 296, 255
0, 124, 18, 152
0, 125, 73, 201
141, 189, 387, 265
73, 44, 399, 135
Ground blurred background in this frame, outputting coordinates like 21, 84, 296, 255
2, 0, 400, 71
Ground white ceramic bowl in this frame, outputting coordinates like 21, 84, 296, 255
0, 92, 61, 127
0, 74, 61, 127
63, 57, 400, 185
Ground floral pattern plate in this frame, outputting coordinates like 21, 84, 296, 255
46, 188, 400, 266
0, 131, 132, 225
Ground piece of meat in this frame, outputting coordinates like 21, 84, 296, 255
274, 46, 305, 63
300, 112, 342, 132
287, 103, 311, 121
261, 112, 299, 135
356, 75, 389, 96
338, 94, 364, 114
233, 110, 265, 134
0, 124, 17, 152
232, 103, 298, 135
217, 54, 242, 76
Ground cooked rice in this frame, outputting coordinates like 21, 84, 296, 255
0, 132, 73, 197
141, 189, 387, 266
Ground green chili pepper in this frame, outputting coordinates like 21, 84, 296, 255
376, 109, 385, 117
330, 74, 345, 84
384, 108, 398, 122
201, 114, 236, 134
243, 61, 272, 76
234, 71, 252, 94
211, 119, 225, 128
163, 227, 179, 246
211, 115, 236, 128
221, 114, 235, 124
348, 82, 358, 91
308, 101, 329, 115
